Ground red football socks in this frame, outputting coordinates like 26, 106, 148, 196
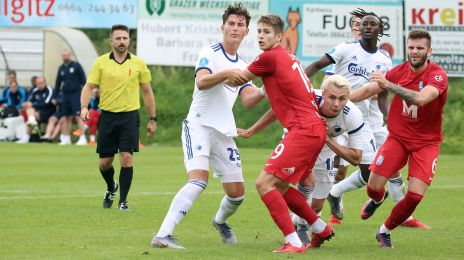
367, 185, 386, 203
261, 189, 295, 236
283, 187, 319, 225
385, 191, 423, 230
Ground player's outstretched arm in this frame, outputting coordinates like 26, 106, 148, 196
325, 136, 362, 166
80, 82, 98, 122
141, 82, 157, 138
237, 108, 276, 138
304, 55, 332, 78
350, 82, 384, 102
386, 84, 439, 107
369, 71, 440, 107
196, 69, 241, 90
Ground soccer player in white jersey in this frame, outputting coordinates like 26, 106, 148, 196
294, 75, 369, 244
304, 9, 430, 229
151, 4, 266, 249
323, 13, 362, 225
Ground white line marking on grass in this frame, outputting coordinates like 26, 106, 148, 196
0, 190, 229, 200
1, 184, 463, 200
429, 184, 464, 189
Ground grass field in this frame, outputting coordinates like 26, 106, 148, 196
1, 143, 463, 259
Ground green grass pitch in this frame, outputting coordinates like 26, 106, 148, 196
0, 143, 462, 259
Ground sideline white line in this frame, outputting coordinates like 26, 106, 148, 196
0, 190, 230, 200
0, 185, 463, 201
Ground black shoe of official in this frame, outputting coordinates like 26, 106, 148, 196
117, 201, 129, 211
103, 182, 118, 208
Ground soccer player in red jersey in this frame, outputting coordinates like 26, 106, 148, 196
230, 14, 333, 253
350, 29, 448, 248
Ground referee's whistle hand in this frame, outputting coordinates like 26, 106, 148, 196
80, 108, 90, 122
146, 121, 156, 138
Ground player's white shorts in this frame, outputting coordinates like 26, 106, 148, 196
371, 125, 388, 149
313, 181, 333, 199
311, 146, 336, 199
181, 120, 243, 183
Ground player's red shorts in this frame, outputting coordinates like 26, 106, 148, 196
369, 135, 441, 185
264, 124, 326, 185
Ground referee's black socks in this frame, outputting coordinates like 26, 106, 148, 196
100, 167, 115, 192
119, 167, 133, 203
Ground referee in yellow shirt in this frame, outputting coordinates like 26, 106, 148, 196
80, 24, 157, 211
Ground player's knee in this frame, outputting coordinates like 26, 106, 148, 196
311, 202, 323, 213
404, 191, 423, 205
99, 159, 113, 170
335, 167, 347, 182
359, 165, 371, 183
119, 153, 133, 167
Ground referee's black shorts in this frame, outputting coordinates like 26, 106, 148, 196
97, 110, 140, 157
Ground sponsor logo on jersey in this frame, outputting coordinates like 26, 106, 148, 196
402, 100, 418, 119
376, 155, 384, 165
348, 63, 372, 80
281, 167, 296, 175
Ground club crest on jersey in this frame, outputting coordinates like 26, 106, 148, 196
348, 63, 371, 80
328, 124, 342, 137
418, 81, 424, 91
199, 58, 209, 67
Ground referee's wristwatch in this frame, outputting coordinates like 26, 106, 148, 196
149, 116, 157, 122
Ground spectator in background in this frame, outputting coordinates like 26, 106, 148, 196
54, 49, 87, 145
18, 76, 55, 143
86, 88, 101, 145
41, 90, 65, 143
27, 75, 38, 98
2, 70, 24, 97
0, 81, 27, 110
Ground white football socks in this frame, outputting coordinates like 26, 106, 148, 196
214, 195, 244, 224
388, 175, 406, 203
330, 169, 365, 198
379, 224, 391, 234
310, 218, 326, 233
285, 232, 303, 247
156, 179, 207, 237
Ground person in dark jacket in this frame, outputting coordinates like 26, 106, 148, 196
54, 49, 87, 145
